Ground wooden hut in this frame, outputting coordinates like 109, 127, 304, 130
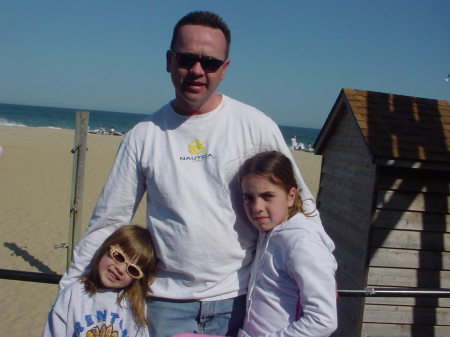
314, 88, 450, 336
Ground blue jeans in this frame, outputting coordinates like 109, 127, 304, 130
146, 295, 246, 337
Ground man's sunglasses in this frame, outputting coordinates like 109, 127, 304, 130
170, 50, 225, 73
109, 245, 143, 279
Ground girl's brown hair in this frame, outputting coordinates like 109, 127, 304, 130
238, 151, 303, 219
79, 225, 157, 329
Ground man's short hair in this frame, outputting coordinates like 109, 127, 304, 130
170, 11, 231, 58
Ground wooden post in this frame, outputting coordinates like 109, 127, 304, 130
67, 111, 89, 268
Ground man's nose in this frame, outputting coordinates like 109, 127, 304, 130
189, 61, 204, 75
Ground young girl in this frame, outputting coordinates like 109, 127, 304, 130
238, 150, 337, 336
43, 225, 157, 337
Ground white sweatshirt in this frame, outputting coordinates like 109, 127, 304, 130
43, 281, 148, 337
239, 213, 337, 337
60, 95, 320, 301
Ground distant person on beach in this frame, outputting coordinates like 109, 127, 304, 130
109, 126, 115, 133
290, 135, 297, 150
44, 225, 157, 337
60, 11, 321, 337
170, 152, 337, 337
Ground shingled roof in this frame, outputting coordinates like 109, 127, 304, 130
315, 88, 450, 164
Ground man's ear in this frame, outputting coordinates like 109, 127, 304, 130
166, 50, 173, 73
220, 59, 230, 80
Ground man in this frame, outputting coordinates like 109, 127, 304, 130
60, 11, 320, 337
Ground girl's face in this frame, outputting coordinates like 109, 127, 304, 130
98, 245, 138, 289
241, 175, 296, 233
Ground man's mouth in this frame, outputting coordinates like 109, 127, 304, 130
185, 80, 205, 88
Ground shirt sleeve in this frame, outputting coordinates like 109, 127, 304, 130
42, 285, 74, 337
59, 136, 146, 290
42, 305, 66, 337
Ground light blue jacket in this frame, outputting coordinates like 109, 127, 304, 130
240, 212, 338, 337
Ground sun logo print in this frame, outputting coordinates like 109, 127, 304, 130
188, 140, 206, 155
86, 324, 119, 337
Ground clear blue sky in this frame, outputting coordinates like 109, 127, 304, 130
1, 1, 449, 129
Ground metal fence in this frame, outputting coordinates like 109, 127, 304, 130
2, 268, 450, 298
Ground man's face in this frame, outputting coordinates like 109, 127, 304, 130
166, 24, 230, 115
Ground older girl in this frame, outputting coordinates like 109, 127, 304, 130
237, 151, 337, 336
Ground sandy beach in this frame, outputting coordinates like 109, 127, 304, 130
0, 125, 321, 336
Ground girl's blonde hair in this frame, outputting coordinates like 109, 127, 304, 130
238, 151, 303, 219
79, 225, 157, 329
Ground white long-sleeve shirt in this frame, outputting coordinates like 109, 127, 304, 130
60, 95, 320, 301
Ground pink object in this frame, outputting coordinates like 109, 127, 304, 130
0, 146, 2, 156
171, 335, 223, 337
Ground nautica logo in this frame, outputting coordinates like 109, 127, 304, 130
188, 139, 206, 155
180, 139, 216, 161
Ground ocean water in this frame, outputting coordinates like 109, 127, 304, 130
0, 103, 320, 148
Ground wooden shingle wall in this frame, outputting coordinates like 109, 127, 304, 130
362, 166, 450, 337
316, 106, 377, 337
